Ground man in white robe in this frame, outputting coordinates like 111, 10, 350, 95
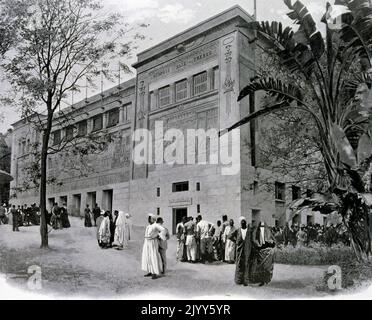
125, 213, 133, 240
141, 214, 166, 279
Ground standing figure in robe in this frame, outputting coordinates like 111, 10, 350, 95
60, 203, 70, 228
250, 221, 276, 286
234, 217, 252, 286
156, 217, 170, 274
184, 216, 197, 263
176, 216, 187, 262
141, 214, 166, 280
84, 205, 92, 227
223, 219, 237, 263
98, 212, 111, 248
113, 211, 128, 250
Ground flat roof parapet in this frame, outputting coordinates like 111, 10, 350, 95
133, 5, 253, 69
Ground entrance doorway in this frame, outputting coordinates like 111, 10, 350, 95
102, 189, 113, 212
72, 194, 81, 217
48, 198, 55, 211
87, 192, 97, 209
59, 196, 67, 206
172, 208, 187, 235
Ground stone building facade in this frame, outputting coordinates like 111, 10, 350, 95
9, 6, 320, 231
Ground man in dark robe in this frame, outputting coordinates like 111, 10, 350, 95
11, 205, 19, 231
250, 221, 275, 286
234, 217, 252, 286
92, 203, 101, 227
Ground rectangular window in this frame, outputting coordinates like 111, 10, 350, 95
158, 86, 171, 107
175, 79, 188, 101
172, 181, 189, 193
292, 186, 301, 200
275, 182, 286, 201
196, 182, 200, 191
107, 108, 119, 128
92, 114, 103, 132
65, 126, 74, 141
157, 187, 160, 197
77, 120, 87, 137
193, 71, 208, 95
52, 130, 61, 146
197, 204, 200, 213
157, 208, 160, 216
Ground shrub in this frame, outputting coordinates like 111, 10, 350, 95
274, 243, 355, 265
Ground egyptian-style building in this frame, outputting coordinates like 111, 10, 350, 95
9, 6, 327, 232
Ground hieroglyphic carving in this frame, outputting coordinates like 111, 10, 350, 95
221, 35, 236, 115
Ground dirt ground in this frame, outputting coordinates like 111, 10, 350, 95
0, 217, 331, 299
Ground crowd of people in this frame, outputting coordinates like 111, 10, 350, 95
272, 222, 350, 248
0, 203, 41, 231
141, 213, 276, 287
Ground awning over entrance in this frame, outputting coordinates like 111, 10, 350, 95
0, 170, 13, 184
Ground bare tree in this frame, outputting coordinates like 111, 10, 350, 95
0, 0, 146, 248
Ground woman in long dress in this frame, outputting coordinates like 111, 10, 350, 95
223, 219, 237, 263
84, 205, 92, 227
113, 211, 129, 250
98, 212, 111, 249
61, 205, 70, 228
141, 214, 166, 280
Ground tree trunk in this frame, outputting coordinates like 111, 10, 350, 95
39, 141, 48, 249
39, 108, 53, 249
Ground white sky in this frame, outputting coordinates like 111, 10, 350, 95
0, 0, 328, 133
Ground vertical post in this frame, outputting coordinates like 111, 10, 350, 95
253, 0, 257, 20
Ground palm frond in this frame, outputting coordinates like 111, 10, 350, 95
238, 77, 304, 103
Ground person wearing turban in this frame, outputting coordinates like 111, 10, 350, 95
141, 214, 167, 279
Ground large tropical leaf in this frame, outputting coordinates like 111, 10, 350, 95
334, 0, 372, 68
284, 0, 325, 60
330, 123, 358, 168
357, 132, 372, 165
238, 77, 304, 103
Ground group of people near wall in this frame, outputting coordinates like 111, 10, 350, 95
0, 203, 40, 231
89, 205, 133, 251
273, 222, 349, 247
141, 213, 276, 286
48, 203, 71, 230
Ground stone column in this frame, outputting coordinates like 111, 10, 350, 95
119, 105, 124, 123
87, 118, 93, 133
102, 113, 107, 129
207, 68, 214, 91
187, 76, 194, 98
153, 89, 159, 110
169, 83, 175, 105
